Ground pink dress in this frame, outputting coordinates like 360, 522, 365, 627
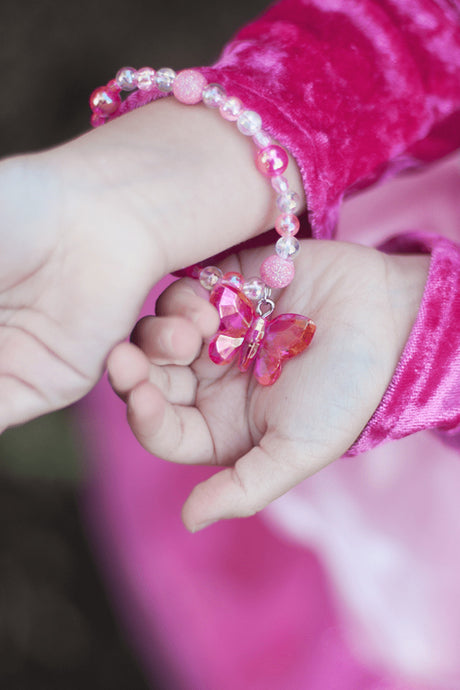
81, 2, 460, 688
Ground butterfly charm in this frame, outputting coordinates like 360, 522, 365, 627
207, 274, 316, 386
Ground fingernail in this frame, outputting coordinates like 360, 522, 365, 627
159, 327, 174, 352
192, 518, 217, 533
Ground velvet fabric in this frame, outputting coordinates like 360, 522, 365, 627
82, 1, 460, 688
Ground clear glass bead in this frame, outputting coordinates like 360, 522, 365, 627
242, 277, 266, 301
220, 96, 243, 121
271, 175, 289, 194
276, 191, 300, 213
202, 83, 226, 108
253, 130, 272, 148
237, 110, 262, 136
155, 67, 176, 92
199, 266, 223, 290
116, 66, 137, 91
276, 236, 300, 260
136, 67, 156, 91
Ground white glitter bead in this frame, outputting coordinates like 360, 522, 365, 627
277, 191, 300, 213
202, 83, 226, 108
253, 130, 272, 148
220, 96, 243, 121
237, 110, 262, 136
271, 175, 290, 194
155, 67, 176, 92
115, 66, 137, 91
276, 236, 300, 259
242, 277, 266, 301
199, 266, 223, 290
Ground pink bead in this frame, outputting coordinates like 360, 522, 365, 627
91, 112, 106, 127
256, 145, 289, 177
275, 213, 300, 236
136, 66, 156, 91
107, 78, 122, 93
89, 86, 121, 115
173, 69, 207, 104
260, 255, 295, 288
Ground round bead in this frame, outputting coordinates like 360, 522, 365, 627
253, 130, 272, 149
136, 67, 156, 91
220, 96, 243, 121
276, 191, 300, 213
222, 271, 244, 289
202, 83, 226, 108
155, 67, 177, 92
116, 66, 137, 91
90, 112, 106, 127
237, 110, 262, 136
107, 79, 122, 93
260, 255, 295, 288
256, 145, 289, 177
275, 213, 300, 237
89, 86, 121, 115
199, 266, 223, 290
242, 277, 266, 301
271, 175, 289, 194
276, 236, 300, 259
173, 69, 207, 104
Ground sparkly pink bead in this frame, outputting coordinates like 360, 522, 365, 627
220, 96, 243, 121
136, 67, 156, 91
89, 86, 121, 115
256, 145, 289, 177
275, 213, 300, 236
260, 255, 295, 288
173, 69, 207, 104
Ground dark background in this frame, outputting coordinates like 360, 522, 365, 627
0, 1, 267, 688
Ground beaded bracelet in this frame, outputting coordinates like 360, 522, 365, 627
90, 66, 316, 385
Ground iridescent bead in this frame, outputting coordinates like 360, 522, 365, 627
237, 110, 262, 136
275, 213, 300, 236
107, 79, 122, 93
255, 145, 289, 177
173, 69, 207, 104
242, 277, 266, 301
136, 67, 156, 91
276, 191, 300, 213
220, 96, 243, 121
260, 255, 295, 288
222, 271, 244, 289
90, 112, 106, 127
199, 266, 223, 290
202, 83, 226, 108
276, 236, 300, 259
271, 175, 289, 194
253, 130, 272, 149
89, 86, 121, 115
115, 67, 137, 91
155, 67, 177, 92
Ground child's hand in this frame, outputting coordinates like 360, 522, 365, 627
108, 240, 430, 532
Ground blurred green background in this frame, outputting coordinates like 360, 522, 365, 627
0, 0, 267, 687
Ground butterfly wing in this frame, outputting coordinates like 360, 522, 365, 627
254, 313, 316, 385
208, 283, 256, 365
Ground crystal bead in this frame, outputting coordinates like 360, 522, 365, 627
271, 175, 289, 194
220, 96, 243, 121
199, 266, 223, 290
155, 67, 176, 92
173, 69, 207, 104
237, 110, 262, 136
136, 67, 156, 91
255, 145, 289, 177
222, 271, 244, 290
116, 66, 137, 91
276, 191, 300, 213
202, 83, 226, 108
253, 130, 272, 149
89, 86, 121, 115
242, 277, 266, 301
276, 236, 300, 259
260, 255, 295, 288
275, 213, 300, 236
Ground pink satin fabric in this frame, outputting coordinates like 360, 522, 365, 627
82, 1, 460, 688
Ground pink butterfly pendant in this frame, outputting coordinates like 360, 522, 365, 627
208, 279, 316, 386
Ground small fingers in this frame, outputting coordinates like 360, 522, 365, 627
156, 277, 219, 337
131, 315, 203, 365
127, 380, 215, 464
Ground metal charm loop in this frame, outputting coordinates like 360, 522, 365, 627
256, 297, 275, 318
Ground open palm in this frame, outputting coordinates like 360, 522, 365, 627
108, 239, 429, 531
